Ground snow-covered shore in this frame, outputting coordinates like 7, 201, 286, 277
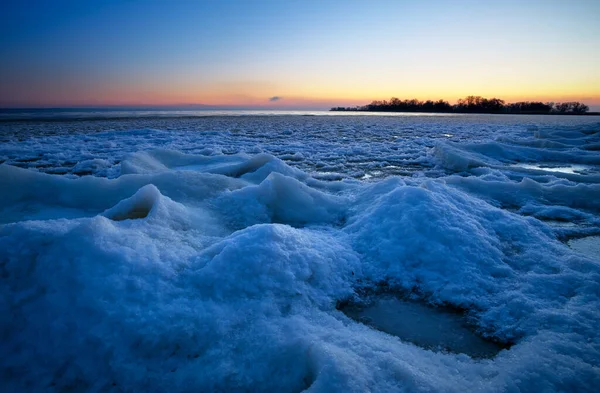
1, 114, 599, 392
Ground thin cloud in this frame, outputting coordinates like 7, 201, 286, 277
269, 96, 282, 102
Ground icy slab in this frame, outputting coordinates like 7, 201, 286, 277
568, 236, 600, 260
510, 163, 593, 175
340, 295, 508, 359
541, 220, 579, 228
102, 184, 159, 221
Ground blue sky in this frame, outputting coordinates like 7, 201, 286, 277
1, 0, 599, 108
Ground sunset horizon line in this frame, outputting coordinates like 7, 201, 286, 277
2, 94, 600, 111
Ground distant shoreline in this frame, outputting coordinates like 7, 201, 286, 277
331, 96, 595, 116
329, 110, 600, 116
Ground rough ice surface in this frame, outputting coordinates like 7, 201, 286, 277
1, 113, 600, 392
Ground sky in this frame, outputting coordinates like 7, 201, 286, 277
1, 0, 599, 109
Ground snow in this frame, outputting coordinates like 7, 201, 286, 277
1, 113, 600, 392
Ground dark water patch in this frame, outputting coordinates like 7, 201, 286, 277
73, 170, 94, 176
338, 293, 511, 359
108, 206, 151, 221
540, 219, 579, 228
9, 162, 30, 168
105, 196, 154, 221
44, 168, 70, 175
582, 144, 600, 151
15, 156, 41, 163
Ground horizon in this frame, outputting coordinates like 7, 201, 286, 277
2, 96, 600, 112
1, 0, 599, 110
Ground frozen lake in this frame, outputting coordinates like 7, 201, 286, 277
1, 112, 599, 392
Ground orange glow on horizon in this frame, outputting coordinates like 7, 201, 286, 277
3, 92, 598, 109
1, 74, 598, 109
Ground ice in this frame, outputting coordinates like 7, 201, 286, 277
1, 113, 600, 392
339, 295, 508, 358
509, 163, 593, 175
568, 236, 600, 260
102, 184, 162, 221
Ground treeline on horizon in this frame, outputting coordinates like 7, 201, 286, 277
330, 96, 590, 114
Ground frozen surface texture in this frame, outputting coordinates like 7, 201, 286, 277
1, 113, 600, 392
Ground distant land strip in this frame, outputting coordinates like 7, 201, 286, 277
331, 96, 599, 115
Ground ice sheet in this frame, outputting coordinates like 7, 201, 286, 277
1, 113, 600, 392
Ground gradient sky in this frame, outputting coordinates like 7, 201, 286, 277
1, 0, 599, 109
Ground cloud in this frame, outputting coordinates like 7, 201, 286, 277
268, 96, 282, 102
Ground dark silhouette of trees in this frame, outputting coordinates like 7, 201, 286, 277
330, 98, 453, 113
553, 102, 589, 114
455, 96, 505, 113
330, 96, 590, 115
505, 101, 553, 114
